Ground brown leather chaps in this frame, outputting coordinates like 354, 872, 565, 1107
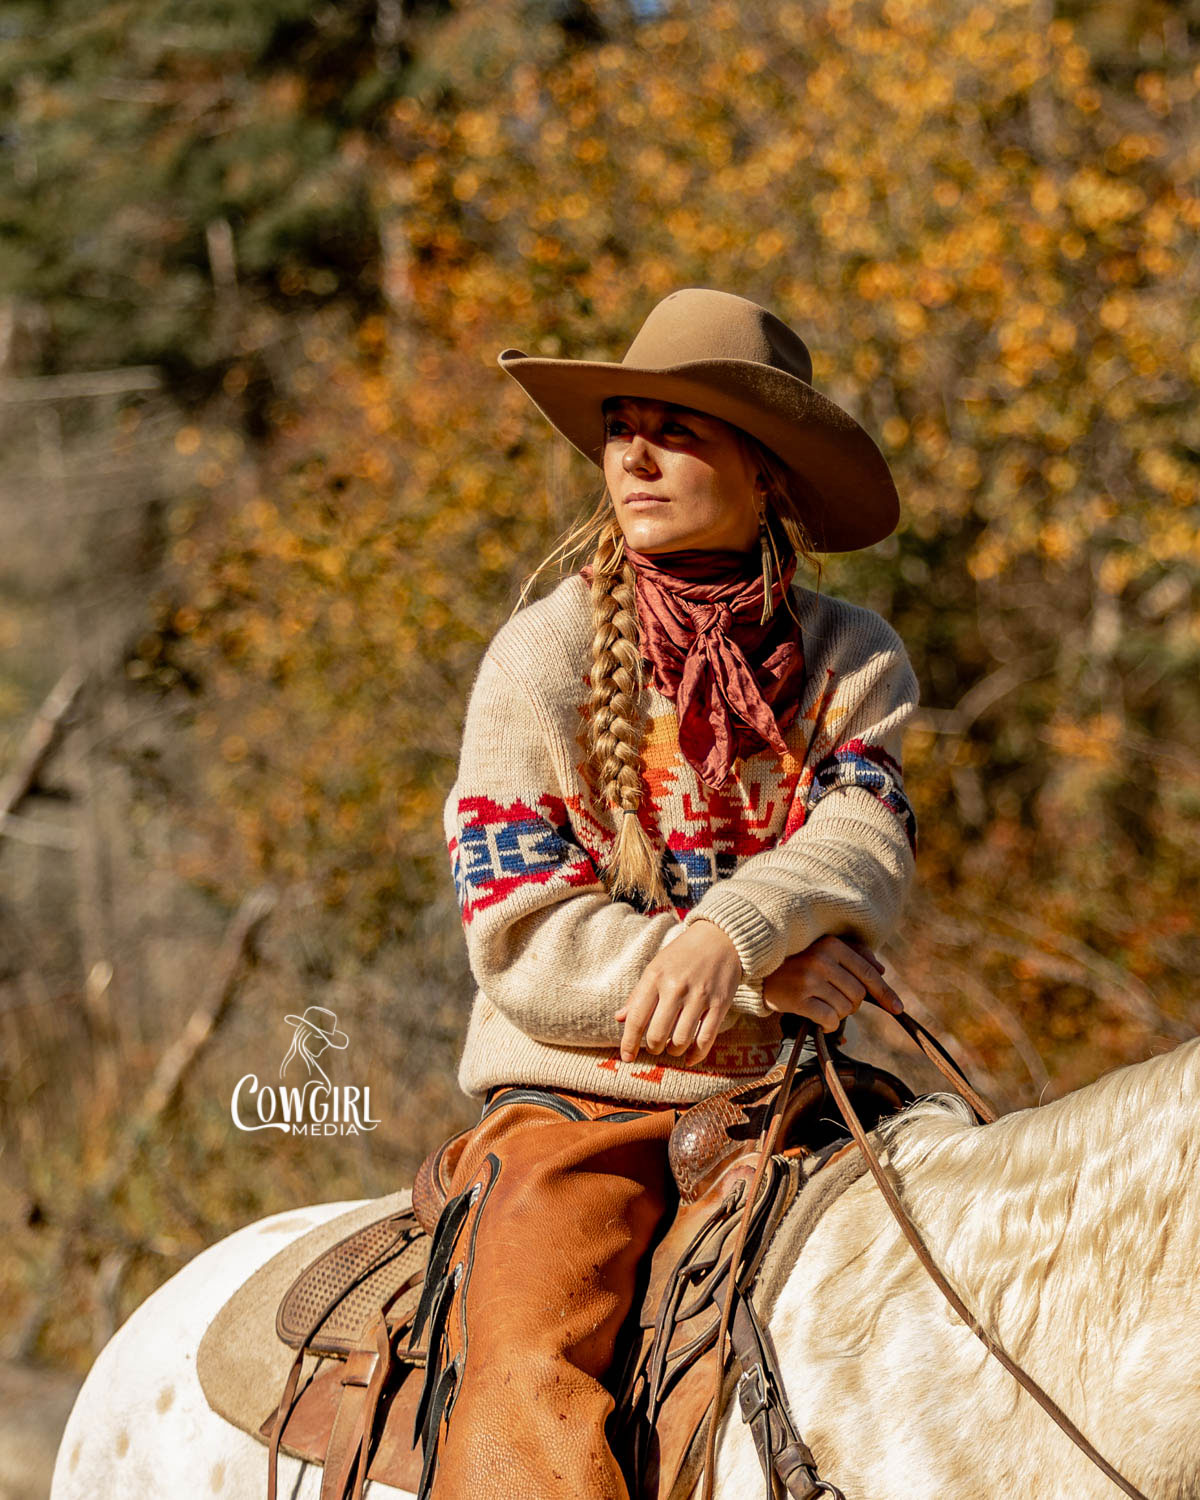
413, 1084, 683, 1500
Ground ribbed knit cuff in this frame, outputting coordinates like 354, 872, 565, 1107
728, 977, 769, 1019
681, 893, 789, 983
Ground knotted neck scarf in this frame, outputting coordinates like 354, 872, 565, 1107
581, 538, 806, 791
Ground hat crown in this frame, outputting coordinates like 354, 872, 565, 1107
622, 287, 813, 385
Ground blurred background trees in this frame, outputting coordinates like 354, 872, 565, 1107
1, 0, 1198, 1407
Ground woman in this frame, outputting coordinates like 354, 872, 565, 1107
413, 287, 919, 1500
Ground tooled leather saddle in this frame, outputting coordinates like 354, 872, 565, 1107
262, 1050, 913, 1500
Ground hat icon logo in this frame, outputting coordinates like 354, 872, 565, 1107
280, 1005, 351, 1089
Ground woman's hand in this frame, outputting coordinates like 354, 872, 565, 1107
762, 934, 903, 1031
615, 920, 743, 1065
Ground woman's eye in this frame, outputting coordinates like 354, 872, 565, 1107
603, 417, 693, 439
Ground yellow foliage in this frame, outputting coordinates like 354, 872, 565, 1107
1037, 520, 1073, 562
1043, 457, 1077, 491
967, 537, 1009, 581
1044, 714, 1122, 765
156, 0, 1200, 973
1097, 552, 1137, 595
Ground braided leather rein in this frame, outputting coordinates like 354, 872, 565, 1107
699, 1006, 1152, 1500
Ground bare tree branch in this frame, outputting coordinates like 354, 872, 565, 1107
0, 369, 161, 402
0, 667, 84, 823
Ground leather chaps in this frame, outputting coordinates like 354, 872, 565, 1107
409, 1084, 685, 1500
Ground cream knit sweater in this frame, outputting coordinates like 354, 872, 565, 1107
443, 571, 918, 1105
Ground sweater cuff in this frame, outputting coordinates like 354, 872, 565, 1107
681, 892, 793, 982
728, 976, 769, 1019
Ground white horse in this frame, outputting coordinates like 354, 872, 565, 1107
52, 1037, 1200, 1500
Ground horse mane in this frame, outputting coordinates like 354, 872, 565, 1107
830, 1037, 1200, 1369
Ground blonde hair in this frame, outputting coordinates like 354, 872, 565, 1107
512, 421, 823, 909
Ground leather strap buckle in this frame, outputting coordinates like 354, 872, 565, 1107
736, 1364, 769, 1424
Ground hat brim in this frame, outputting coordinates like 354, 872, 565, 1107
497, 350, 898, 553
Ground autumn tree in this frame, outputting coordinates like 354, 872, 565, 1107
158, 0, 1200, 1099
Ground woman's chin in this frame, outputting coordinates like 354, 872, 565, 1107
622, 522, 725, 553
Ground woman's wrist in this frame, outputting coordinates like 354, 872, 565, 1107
681, 918, 770, 1018
681, 896, 775, 984
680, 915, 741, 964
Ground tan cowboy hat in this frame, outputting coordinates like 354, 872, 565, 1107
497, 286, 899, 552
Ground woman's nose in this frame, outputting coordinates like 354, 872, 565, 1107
623, 435, 656, 472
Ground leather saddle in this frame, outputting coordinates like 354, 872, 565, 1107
261, 1053, 913, 1500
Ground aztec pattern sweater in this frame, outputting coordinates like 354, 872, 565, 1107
443, 571, 919, 1105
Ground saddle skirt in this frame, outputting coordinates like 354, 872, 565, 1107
195, 1056, 910, 1500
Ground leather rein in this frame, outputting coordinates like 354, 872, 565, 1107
699, 1004, 1151, 1500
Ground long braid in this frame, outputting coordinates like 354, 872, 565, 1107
513, 417, 823, 911
587, 520, 672, 910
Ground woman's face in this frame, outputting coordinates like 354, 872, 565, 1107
601, 396, 762, 554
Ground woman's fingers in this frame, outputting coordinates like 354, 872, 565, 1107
798, 938, 905, 1017
843, 936, 886, 975
836, 944, 904, 1014
621, 990, 728, 1064
866, 970, 904, 1014
644, 995, 688, 1054
763, 977, 846, 1032
617, 977, 664, 1060
794, 994, 843, 1032
619, 985, 692, 1059
667, 997, 708, 1055
816, 979, 859, 1023
764, 942, 904, 1027
821, 965, 868, 1009
690, 1003, 727, 1061
784, 954, 866, 1018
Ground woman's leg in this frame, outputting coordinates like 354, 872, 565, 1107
413, 1088, 678, 1500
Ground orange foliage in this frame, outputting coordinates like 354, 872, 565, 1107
157, 0, 1200, 1103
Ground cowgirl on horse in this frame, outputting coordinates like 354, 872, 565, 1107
421, 285, 918, 1498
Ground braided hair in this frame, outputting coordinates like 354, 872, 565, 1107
585, 518, 673, 909
512, 426, 822, 910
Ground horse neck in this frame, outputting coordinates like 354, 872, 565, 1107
880, 1038, 1200, 1374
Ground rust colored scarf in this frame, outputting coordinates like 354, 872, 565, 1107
581, 540, 805, 791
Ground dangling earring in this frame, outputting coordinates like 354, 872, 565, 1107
758, 504, 776, 625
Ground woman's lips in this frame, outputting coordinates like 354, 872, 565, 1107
624, 492, 669, 506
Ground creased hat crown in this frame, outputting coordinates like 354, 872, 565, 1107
620, 288, 814, 383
